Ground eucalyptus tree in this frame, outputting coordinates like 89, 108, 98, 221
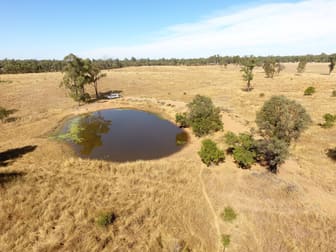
240, 58, 255, 91
60, 54, 90, 104
85, 60, 106, 99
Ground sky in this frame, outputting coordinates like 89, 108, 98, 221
0, 0, 335, 59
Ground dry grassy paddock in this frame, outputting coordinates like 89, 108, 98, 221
0, 63, 335, 251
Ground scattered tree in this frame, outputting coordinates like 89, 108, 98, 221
187, 95, 223, 137
198, 139, 225, 166
329, 57, 335, 75
297, 59, 307, 73
275, 62, 285, 75
60, 54, 90, 104
85, 60, 106, 99
256, 95, 311, 143
255, 138, 289, 173
240, 59, 255, 91
263, 60, 276, 78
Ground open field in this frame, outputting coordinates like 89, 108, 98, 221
0, 63, 336, 251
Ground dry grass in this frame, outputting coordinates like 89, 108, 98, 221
0, 63, 335, 251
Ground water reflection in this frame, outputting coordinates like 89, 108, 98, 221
75, 112, 111, 155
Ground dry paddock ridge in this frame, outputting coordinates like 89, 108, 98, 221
0, 63, 335, 251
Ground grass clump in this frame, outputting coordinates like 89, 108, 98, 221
198, 139, 225, 166
221, 234, 231, 248
56, 117, 84, 143
321, 113, 336, 128
331, 90, 336, 97
221, 206, 237, 222
304, 86, 315, 96
96, 212, 117, 227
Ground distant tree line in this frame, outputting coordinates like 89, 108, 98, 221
1, 53, 335, 74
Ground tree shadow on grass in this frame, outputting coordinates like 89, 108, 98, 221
0, 145, 37, 167
241, 87, 254, 92
326, 148, 336, 161
1, 108, 19, 123
0, 171, 26, 186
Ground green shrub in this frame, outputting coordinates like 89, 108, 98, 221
221, 207, 237, 222
256, 95, 311, 143
256, 138, 289, 173
304, 86, 315, 96
321, 113, 336, 128
187, 95, 223, 137
331, 90, 336, 97
96, 212, 116, 227
221, 234, 230, 248
175, 112, 189, 128
224, 132, 256, 168
198, 139, 225, 166
232, 146, 256, 168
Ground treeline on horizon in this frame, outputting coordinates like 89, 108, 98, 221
0, 53, 335, 74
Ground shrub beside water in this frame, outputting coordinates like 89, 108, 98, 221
175, 112, 189, 128
175, 95, 223, 137
198, 139, 225, 166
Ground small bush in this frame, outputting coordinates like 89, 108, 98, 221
198, 139, 225, 166
221, 234, 230, 248
321, 113, 336, 128
96, 212, 117, 227
175, 112, 189, 128
331, 90, 336, 97
224, 132, 256, 168
304, 86, 315, 96
259, 93, 265, 97
187, 95, 223, 137
221, 207, 237, 222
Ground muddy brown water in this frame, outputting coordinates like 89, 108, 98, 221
59, 109, 188, 162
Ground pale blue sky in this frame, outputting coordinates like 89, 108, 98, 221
1, 0, 335, 59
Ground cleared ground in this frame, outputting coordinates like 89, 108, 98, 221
0, 63, 335, 251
